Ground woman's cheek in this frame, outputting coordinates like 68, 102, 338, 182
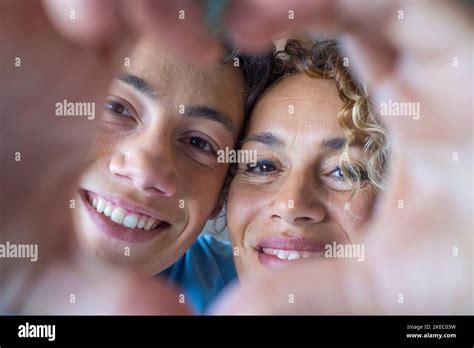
227, 181, 264, 274
228, 179, 272, 243
228, 182, 257, 244
227, 184, 245, 243
352, 188, 377, 221
333, 188, 377, 238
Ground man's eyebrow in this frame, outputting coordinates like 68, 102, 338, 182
242, 132, 285, 147
321, 137, 347, 150
118, 73, 156, 99
184, 105, 235, 134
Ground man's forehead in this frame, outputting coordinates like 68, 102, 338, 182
129, 38, 232, 85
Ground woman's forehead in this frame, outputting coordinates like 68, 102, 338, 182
264, 74, 340, 104
250, 74, 344, 131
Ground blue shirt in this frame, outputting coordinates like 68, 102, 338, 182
160, 234, 237, 314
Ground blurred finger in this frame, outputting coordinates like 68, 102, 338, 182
226, 0, 337, 53
42, 0, 125, 47
126, 0, 223, 64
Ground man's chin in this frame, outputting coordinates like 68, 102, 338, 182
84, 239, 158, 274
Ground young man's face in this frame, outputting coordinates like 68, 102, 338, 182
74, 38, 245, 275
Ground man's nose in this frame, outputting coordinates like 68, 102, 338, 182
109, 142, 177, 197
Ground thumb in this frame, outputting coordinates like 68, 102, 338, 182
209, 259, 377, 315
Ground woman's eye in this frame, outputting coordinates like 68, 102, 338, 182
188, 136, 215, 154
329, 166, 368, 181
246, 160, 277, 174
330, 167, 345, 179
105, 100, 133, 117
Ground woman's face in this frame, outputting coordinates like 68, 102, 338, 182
74, 38, 244, 275
227, 73, 376, 278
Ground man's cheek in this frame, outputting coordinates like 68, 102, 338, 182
84, 133, 118, 165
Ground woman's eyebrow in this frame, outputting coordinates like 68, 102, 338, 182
321, 137, 346, 150
118, 73, 156, 99
184, 105, 235, 135
242, 132, 285, 147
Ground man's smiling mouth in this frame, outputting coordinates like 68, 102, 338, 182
85, 190, 169, 231
84, 191, 169, 231
80, 189, 172, 243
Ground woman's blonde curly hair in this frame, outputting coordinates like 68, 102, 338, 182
267, 38, 389, 198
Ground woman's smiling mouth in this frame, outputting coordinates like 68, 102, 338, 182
81, 190, 170, 243
256, 237, 326, 268
261, 248, 321, 260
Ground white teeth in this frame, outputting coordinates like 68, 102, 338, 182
287, 251, 302, 260
137, 217, 146, 229
144, 218, 156, 230
262, 248, 312, 261
110, 207, 126, 224
89, 194, 164, 230
276, 250, 289, 260
263, 248, 277, 255
104, 205, 113, 217
123, 214, 138, 228
96, 198, 106, 213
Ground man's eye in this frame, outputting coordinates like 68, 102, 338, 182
246, 160, 277, 173
105, 101, 133, 117
188, 136, 215, 154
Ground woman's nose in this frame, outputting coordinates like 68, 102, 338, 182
270, 174, 326, 226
